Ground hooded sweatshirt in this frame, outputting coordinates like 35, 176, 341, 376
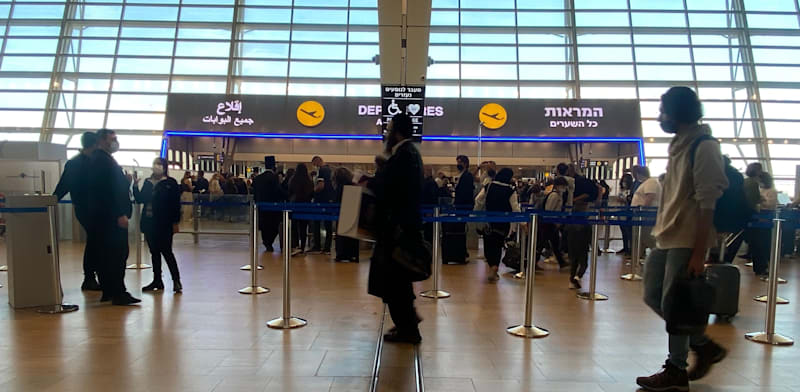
652, 123, 729, 249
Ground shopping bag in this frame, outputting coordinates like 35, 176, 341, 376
664, 276, 715, 335
337, 185, 377, 242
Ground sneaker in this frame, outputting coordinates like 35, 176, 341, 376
568, 281, 579, 290
688, 340, 727, 381
265, 245, 275, 253
543, 256, 557, 264
291, 249, 304, 257
571, 276, 582, 290
636, 360, 689, 392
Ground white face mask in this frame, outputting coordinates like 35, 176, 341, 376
152, 164, 164, 176
109, 140, 120, 153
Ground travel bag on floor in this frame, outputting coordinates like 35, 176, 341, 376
441, 231, 467, 264
705, 263, 740, 320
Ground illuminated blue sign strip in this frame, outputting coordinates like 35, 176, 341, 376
161, 130, 646, 162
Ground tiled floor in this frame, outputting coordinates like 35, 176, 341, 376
0, 231, 798, 391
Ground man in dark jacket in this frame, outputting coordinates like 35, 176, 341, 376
88, 128, 140, 306
368, 113, 424, 344
444, 155, 474, 263
54, 131, 101, 291
252, 157, 286, 252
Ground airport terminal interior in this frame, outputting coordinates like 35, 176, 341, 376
2, 0, 800, 391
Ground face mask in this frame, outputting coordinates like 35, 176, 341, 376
457, 164, 464, 172
152, 164, 164, 176
659, 119, 678, 134
109, 140, 120, 153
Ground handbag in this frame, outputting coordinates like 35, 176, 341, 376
391, 226, 433, 282
664, 275, 715, 335
501, 237, 521, 271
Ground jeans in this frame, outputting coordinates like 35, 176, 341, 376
567, 224, 591, 280
538, 223, 566, 267
643, 248, 710, 370
312, 220, 333, 251
144, 229, 180, 281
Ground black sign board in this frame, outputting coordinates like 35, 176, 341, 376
164, 94, 642, 139
380, 85, 425, 137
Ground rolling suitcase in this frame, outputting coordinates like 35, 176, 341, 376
442, 223, 467, 264
705, 263, 740, 321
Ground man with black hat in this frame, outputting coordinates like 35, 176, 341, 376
54, 131, 101, 291
252, 156, 287, 252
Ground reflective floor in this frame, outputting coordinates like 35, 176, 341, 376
0, 233, 798, 392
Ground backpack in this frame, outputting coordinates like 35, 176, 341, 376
689, 134, 753, 233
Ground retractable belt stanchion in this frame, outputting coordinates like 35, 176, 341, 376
621, 208, 643, 281
240, 202, 269, 294
267, 210, 307, 329
421, 207, 450, 299
38, 205, 79, 314
240, 200, 263, 271
746, 216, 794, 345
754, 213, 790, 304
192, 197, 199, 244
603, 222, 613, 253
514, 227, 525, 279
126, 203, 151, 269
578, 223, 608, 301
507, 213, 548, 338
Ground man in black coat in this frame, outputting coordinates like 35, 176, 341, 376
367, 113, 424, 344
252, 157, 287, 252
445, 155, 474, 263
87, 129, 140, 305
54, 131, 101, 291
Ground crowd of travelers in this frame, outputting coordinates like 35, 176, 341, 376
52, 88, 799, 392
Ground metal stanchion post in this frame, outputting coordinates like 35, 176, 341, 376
514, 222, 526, 279
241, 200, 263, 271
38, 205, 78, 314
621, 209, 643, 281
192, 197, 199, 244
754, 215, 790, 304
603, 223, 613, 253
126, 203, 151, 269
578, 223, 609, 301
507, 213, 549, 338
240, 202, 269, 294
746, 217, 794, 345
267, 210, 307, 329
421, 207, 450, 299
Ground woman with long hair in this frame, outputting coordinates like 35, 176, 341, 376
289, 163, 314, 256
180, 171, 194, 224
133, 158, 183, 292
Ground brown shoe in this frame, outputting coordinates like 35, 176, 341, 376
688, 340, 727, 381
636, 360, 689, 392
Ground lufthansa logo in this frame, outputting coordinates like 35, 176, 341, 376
479, 103, 507, 130
297, 101, 325, 127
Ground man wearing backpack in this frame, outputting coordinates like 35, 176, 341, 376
716, 156, 754, 264
636, 87, 729, 392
